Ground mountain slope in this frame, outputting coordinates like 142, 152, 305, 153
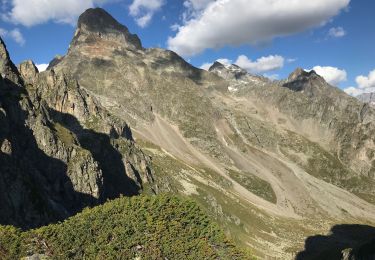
45, 8, 375, 258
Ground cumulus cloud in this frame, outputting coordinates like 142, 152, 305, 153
200, 63, 212, 70
4, 0, 109, 26
168, 0, 350, 56
344, 69, 375, 96
0, 27, 25, 45
310, 66, 347, 85
183, 0, 214, 11
129, 0, 165, 28
235, 55, 284, 74
328, 26, 346, 38
356, 69, 375, 89
36, 63, 48, 72
182, 0, 214, 20
200, 55, 284, 75
8, 28, 24, 45
170, 23, 180, 31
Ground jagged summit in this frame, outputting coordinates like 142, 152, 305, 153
18, 60, 39, 84
283, 67, 327, 93
69, 8, 142, 52
208, 60, 269, 92
0, 37, 22, 84
209, 61, 248, 81
78, 8, 127, 33
287, 67, 319, 82
208, 61, 226, 71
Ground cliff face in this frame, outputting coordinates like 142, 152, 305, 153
0, 38, 155, 229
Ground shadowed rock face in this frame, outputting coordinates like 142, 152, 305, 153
0, 38, 22, 84
296, 224, 375, 260
0, 37, 156, 229
283, 68, 328, 95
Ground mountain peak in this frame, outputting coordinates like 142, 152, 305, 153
284, 67, 328, 93
208, 61, 226, 71
70, 8, 142, 51
78, 8, 124, 33
0, 37, 22, 84
287, 67, 320, 82
288, 68, 308, 81
18, 60, 39, 84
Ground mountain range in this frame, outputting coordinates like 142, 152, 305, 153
0, 8, 374, 259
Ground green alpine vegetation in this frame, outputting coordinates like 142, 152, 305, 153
0, 195, 254, 260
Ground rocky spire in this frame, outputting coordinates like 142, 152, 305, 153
0, 37, 22, 84
69, 8, 142, 51
18, 60, 39, 85
288, 68, 309, 82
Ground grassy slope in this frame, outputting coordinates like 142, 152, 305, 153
0, 195, 253, 260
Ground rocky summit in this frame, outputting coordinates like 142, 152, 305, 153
1, 7, 375, 260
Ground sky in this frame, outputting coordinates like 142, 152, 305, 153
0, 0, 374, 96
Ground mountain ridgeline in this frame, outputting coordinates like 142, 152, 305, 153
1, 8, 375, 259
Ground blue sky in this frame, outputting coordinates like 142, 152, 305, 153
0, 0, 374, 95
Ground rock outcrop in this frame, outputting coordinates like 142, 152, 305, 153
0, 36, 156, 229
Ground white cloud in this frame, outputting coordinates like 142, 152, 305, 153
5, 0, 109, 27
170, 23, 180, 31
235, 55, 284, 74
8, 28, 24, 45
135, 13, 152, 28
0, 27, 25, 45
168, 0, 350, 56
345, 69, 375, 96
182, 0, 214, 20
129, 0, 165, 28
328, 26, 346, 38
183, 0, 214, 11
200, 62, 212, 70
310, 66, 347, 85
356, 69, 375, 89
344, 87, 363, 96
36, 63, 48, 72
343, 86, 375, 97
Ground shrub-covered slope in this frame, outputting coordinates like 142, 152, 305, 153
0, 195, 253, 260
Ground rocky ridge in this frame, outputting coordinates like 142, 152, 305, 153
0, 38, 156, 229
